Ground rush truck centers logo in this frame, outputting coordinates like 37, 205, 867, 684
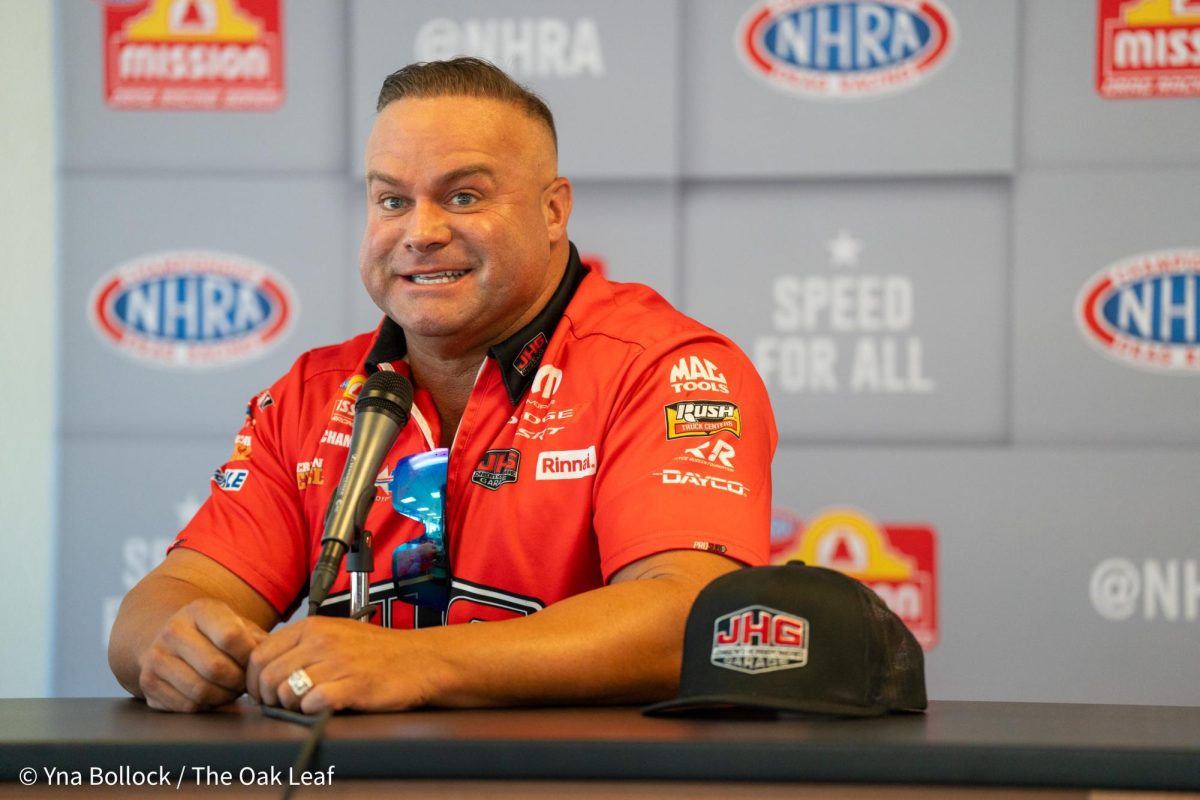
1096, 0, 1200, 99
771, 507, 938, 649
1077, 249, 1200, 372
103, 0, 284, 110
737, 0, 956, 99
89, 251, 296, 368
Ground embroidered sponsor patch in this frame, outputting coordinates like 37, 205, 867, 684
212, 467, 249, 491
471, 449, 521, 490
711, 605, 809, 674
664, 401, 742, 439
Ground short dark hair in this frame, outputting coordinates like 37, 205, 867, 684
376, 57, 557, 151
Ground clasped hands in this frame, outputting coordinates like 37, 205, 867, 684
136, 598, 425, 714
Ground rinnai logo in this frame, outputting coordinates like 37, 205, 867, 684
535, 446, 597, 480
1097, 0, 1200, 99
669, 356, 730, 394
711, 605, 809, 673
737, 0, 956, 100
89, 251, 295, 369
414, 17, 605, 78
664, 401, 742, 440
212, 467, 248, 491
1090, 557, 1200, 621
104, 0, 285, 110
1076, 249, 1200, 372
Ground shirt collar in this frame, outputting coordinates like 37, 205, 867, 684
363, 243, 588, 405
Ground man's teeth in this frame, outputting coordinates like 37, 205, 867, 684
409, 271, 466, 285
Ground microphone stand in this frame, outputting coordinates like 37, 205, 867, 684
346, 527, 374, 622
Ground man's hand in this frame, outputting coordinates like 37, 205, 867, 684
109, 549, 281, 712
136, 598, 268, 712
246, 617, 435, 714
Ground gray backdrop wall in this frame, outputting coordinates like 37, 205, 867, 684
55, 0, 1200, 706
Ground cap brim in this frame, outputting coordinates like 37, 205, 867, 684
641, 692, 886, 719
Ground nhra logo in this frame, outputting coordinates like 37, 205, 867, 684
772, 507, 938, 649
89, 251, 295, 369
1076, 249, 1200, 372
737, 0, 956, 99
1097, 0, 1200, 99
664, 401, 742, 440
471, 449, 521, 490
103, 0, 285, 110
711, 605, 809, 674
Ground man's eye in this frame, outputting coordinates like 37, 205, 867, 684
381, 197, 406, 210
449, 192, 476, 206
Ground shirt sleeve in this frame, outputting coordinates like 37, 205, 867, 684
592, 333, 777, 580
168, 361, 315, 616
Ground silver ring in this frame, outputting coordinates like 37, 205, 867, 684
287, 668, 314, 698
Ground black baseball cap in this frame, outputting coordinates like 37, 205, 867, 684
643, 561, 927, 718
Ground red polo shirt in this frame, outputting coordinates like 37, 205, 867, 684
174, 248, 777, 628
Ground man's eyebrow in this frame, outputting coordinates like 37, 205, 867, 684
366, 165, 496, 188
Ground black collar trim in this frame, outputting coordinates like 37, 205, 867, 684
363, 243, 588, 405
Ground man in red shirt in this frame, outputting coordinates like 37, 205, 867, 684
109, 58, 776, 714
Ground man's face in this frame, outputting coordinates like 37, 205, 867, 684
359, 95, 570, 354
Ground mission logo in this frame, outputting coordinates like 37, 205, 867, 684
1096, 0, 1200, 99
103, 0, 284, 110
1076, 249, 1200, 372
737, 0, 956, 99
89, 250, 296, 369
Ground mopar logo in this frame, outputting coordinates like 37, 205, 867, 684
737, 0, 956, 99
90, 251, 295, 369
1076, 250, 1200, 372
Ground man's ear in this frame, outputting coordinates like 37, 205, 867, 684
543, 177, 573, 243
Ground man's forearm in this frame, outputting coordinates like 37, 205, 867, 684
108, 576, 215, 697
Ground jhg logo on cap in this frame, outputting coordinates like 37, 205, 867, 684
711, 605, 808, 674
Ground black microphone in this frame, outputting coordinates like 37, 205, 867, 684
308, 370, 413, 614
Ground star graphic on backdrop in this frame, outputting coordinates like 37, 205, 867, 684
826, 229, 864, 268
173, 493, 204, 527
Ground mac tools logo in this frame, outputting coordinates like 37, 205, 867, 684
737, 0, 956, 99
1076, 249, 1200, 372
89, 251, 296, 369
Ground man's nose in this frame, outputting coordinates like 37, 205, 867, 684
402, 201, 451, 253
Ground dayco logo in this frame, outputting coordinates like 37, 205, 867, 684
1077, 249, 1200, 372
670, 356, 729, 394
89, 250, 295, 369
471, 449, 521, 490
711, 605, 809, 674
414, 16, 605, 78
1097, 0, 1200, 98
655, 469, 750, 497
771, 507, 939, 649
737, 0, 956, 99
535, 446, 597, 481
664, 401, 741, 440
104, 0, 285, 110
